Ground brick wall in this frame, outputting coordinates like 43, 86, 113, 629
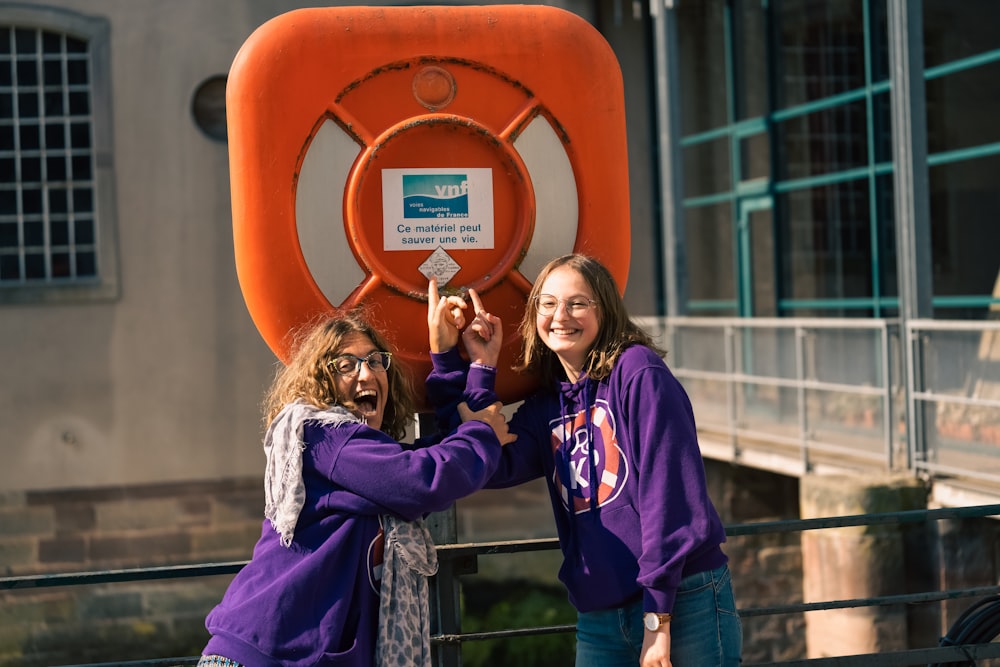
6, 464, 968, 665
708, 461, 808, 663
0, 480, 264, 666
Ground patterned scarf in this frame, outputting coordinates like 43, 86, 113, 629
377, 515, 439, 667
262, 400, 361, 547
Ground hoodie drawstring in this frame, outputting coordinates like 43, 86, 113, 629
583, 382, 598, 513
559, 381, 598, 514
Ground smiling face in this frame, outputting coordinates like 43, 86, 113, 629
331, 333, 389, 431
535, 265, 600, 382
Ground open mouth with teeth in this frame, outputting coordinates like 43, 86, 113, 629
351, 389, 379, 417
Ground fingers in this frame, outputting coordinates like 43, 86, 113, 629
466, 312, 493, 342
428, 276, 468, 326
463, 311, 501, 346
428, 279, 502, 362
435, 294, 467, 329
465, 289, 496, 342
478, 401, 517, 446
428, 276, 440, 306
445, 296, 468, 329
429, 277, 467, 353
458, 400, 499, 421
468, 288, 486, 315
457, 401, 517, 446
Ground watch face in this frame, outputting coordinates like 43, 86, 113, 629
643, 613, 658, 631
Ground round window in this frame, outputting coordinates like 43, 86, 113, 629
191, 75, 228, 142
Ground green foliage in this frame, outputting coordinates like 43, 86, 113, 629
460, 582, 576, 667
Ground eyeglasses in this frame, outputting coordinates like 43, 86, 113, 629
327, 351, 392, 376
533, 294, 598, 317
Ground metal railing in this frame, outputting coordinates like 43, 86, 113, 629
4, 504, 1000, 667
636, 316, 902, 476
906, 319, 1000, 486
636, 316, 1000, 492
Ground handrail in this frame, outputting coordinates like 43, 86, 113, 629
632, 316, 1000, 495
8, 503, 993, 591
5, 504, 1000, 667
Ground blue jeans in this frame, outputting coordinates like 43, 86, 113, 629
574, 564, 742, 667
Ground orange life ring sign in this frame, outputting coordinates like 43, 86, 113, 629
227, 5, 630, 407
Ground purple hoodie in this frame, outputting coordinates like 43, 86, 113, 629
429, 344, 727, 614
203, 417, 501, 667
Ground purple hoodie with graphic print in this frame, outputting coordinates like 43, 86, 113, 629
429, 344, 727, 614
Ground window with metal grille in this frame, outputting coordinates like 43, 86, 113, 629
0, 7, 116, 304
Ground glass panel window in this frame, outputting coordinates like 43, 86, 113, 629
685, 202, 735, 304
779, 179, 874, 302
926, 61, 1000, 155
929, 157, 1000, 303
924, 1, 1000, 68
747, 205, 777, 317
875, 173, 897, 301
0, 15, 107, 297
871, 92, 893, 165
733, 0, 768, 121
775, 0, 867, 109
676, 1, 728, 134
739, 132, 770, 182
868, 2, 890, 85
683, 137, 732, 198
777, 100, 869, 179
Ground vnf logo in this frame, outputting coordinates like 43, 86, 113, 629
402, 173, 470, 219
549, 399, 628, 514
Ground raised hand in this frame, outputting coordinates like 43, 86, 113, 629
461, 288, 503, 367
458, 401, 516, 446
427, 276, 468, 353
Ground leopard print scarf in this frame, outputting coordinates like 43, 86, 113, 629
376, 515, 439, 666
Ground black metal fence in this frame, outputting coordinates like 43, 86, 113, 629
3, 504, 1000, 667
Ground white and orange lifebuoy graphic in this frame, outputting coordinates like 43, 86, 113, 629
227, 6, 630, 407
550, 400, 628, 514
367, 520, 385, 594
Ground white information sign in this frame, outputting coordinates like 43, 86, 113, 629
382, 168, 494, 251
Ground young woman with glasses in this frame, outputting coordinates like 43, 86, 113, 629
429, 254, 742, 667
199, 309, 514, 667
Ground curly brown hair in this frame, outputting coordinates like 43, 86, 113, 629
261, 310, 416, 441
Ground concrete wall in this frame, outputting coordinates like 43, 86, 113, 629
1, 1, 310, 492
0, 0, 657, 494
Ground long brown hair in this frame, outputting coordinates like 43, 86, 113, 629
514, 254, 663, 386
261, 311, 415, 441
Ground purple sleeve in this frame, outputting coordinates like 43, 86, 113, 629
625, 357, 725, 612
426, 348, 467, 410
426, 347, 499, 434
484, 398, 547, 488
326, 421, 502, 521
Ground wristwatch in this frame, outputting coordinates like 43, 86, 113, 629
643, 612, 672, 632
